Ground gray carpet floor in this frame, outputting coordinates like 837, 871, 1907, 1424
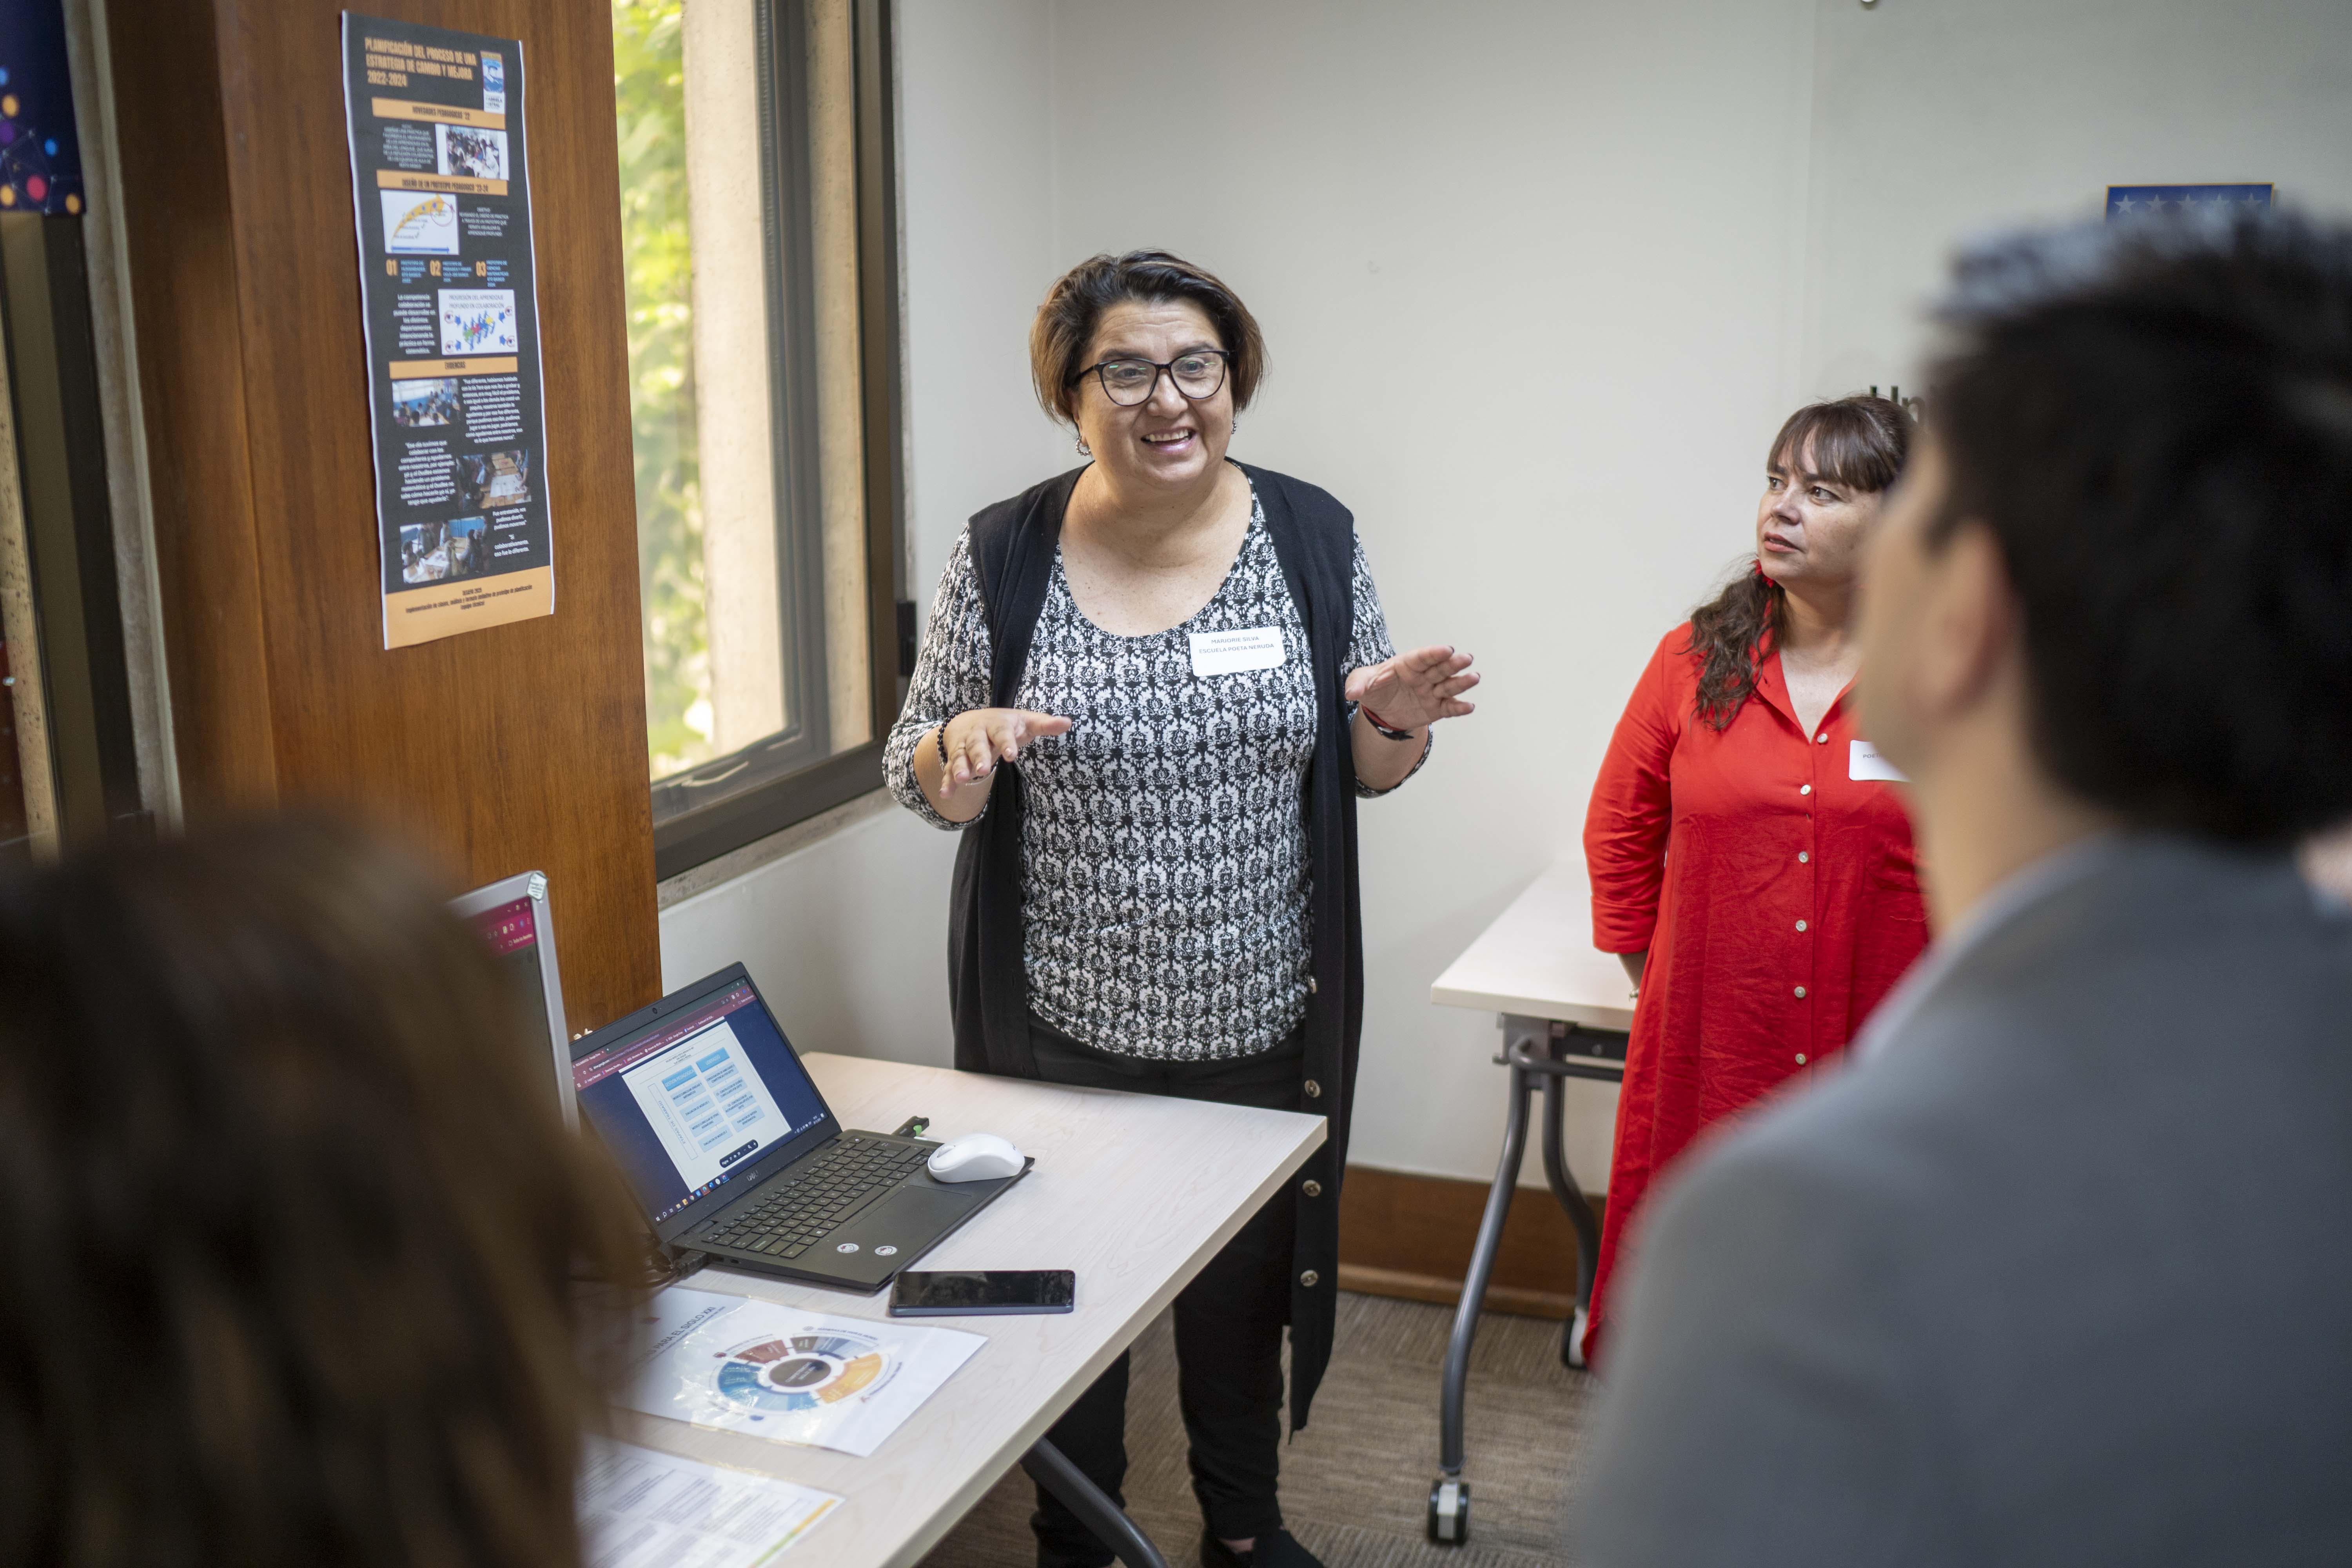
918, 1293, 1592, 1567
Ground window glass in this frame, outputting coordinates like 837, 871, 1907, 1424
0, 637, 38, 866
615, 0, 878, 850
614, 0, 711, 780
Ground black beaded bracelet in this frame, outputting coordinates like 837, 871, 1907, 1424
936, 720, 953, 773
1361, 705, 1419, 742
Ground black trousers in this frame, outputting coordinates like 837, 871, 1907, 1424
1027, 1018, 1302, 1568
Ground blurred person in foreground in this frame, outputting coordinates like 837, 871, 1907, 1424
0, 817, 648, 1568
1578, 211, 2352, 1564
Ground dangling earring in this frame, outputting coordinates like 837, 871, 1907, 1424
1075, 434, 1091, 457
1230, 417, 1240, 437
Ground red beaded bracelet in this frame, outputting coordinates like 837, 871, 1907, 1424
1361, 705, 1419, 741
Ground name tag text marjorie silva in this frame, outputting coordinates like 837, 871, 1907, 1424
1188, 626, 1287, 678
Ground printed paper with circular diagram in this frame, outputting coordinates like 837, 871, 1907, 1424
622, 1286, 987, 1458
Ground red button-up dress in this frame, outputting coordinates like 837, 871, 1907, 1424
1580, 624, 1929, 1364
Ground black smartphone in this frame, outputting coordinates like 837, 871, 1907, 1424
889, 1269, 1077, 1317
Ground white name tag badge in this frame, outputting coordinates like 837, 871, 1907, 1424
1850, 739, 1909, 783
1189, 626, 1287, 678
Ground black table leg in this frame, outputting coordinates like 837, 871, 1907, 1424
1430, 1015, 1625, 1544
1430, 1033, 1534, 1544
1022, 1438, 1170, 1568
1540, 1063, 1603, 1368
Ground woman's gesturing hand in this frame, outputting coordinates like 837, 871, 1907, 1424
945, 707, 1072, 784
1345, 645, 1479, 730
920, 707, 1073, 822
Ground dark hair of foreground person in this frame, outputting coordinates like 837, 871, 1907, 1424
1929, 210, 2352, 843
0, 816, 648, 1568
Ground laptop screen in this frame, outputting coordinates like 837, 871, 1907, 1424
471, 896, 561, 1099
571, 976, 830, 1224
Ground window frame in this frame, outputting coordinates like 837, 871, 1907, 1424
0, 212, 149, 861
649, 0, 904, 882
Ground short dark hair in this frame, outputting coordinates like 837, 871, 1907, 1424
0, 815, 649, 1566
1928, 211, 2352, 844
1031, 249, 1267, 423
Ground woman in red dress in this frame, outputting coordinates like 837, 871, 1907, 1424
1580, 396, 1929, 1367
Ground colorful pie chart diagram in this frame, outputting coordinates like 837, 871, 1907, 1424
713, 1330, 895, 1417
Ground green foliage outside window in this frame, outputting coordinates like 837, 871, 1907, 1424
614, 0, 713, 779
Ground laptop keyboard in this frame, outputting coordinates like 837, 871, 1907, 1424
695, 1136, 930, 1261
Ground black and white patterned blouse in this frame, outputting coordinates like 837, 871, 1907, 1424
885, 486, 1425, 1060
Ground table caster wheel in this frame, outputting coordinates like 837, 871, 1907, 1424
1428, 1477, 1471, 1544
1563, 1305, 1589, 1370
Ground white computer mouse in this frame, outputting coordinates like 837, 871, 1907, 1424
926, 1132, 1025, 1183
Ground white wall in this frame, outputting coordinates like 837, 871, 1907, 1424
663, 0, 2352, 1190
1041, 0, 1820, 1186
1802, 0, 2352, 394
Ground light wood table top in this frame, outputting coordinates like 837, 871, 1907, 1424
1430, 862, 1639, 1031
612, 1051, 1326, 1568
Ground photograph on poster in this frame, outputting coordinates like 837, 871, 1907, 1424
446, 515, 490, 579
399, 520, 450, 584
437, 123, 509, 181
454, 447, 531, 511
380, 189, 460, 255
391, 377, 461, 428
438, 288, 519, 355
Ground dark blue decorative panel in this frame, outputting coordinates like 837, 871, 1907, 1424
2106, 184, 2272, 222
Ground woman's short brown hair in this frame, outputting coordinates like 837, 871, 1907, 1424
1031, 249, 1268, 423
0, 815, 650, 1568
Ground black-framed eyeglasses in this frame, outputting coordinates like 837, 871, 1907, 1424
1067, 348, 1230, 407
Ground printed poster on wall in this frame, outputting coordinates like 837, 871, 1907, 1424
341, 14, 554, 648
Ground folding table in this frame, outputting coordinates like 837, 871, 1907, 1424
1422, 863, 1635, 1545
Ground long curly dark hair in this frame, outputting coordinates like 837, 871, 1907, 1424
1686, 396, 1913, 728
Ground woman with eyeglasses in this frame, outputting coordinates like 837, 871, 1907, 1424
885, 250, 1476, 1568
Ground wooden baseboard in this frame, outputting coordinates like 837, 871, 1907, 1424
1336, 1263, 1578, 1321
1337, 1165, 1604, 1323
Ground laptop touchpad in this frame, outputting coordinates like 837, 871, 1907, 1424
867, 1184, 981, 1243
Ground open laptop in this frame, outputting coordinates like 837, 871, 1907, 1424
451, 870, 577, 1129
569, 962, 1027, 1292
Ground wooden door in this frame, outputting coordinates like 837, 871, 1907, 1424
109, 0, 659, 1030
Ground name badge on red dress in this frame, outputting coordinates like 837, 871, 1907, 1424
1850, 739, 1908, 782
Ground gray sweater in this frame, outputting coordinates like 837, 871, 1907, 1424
1577, 837, 2352, 1566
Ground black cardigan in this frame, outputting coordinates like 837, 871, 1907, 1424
946, 461, 1366, 1432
